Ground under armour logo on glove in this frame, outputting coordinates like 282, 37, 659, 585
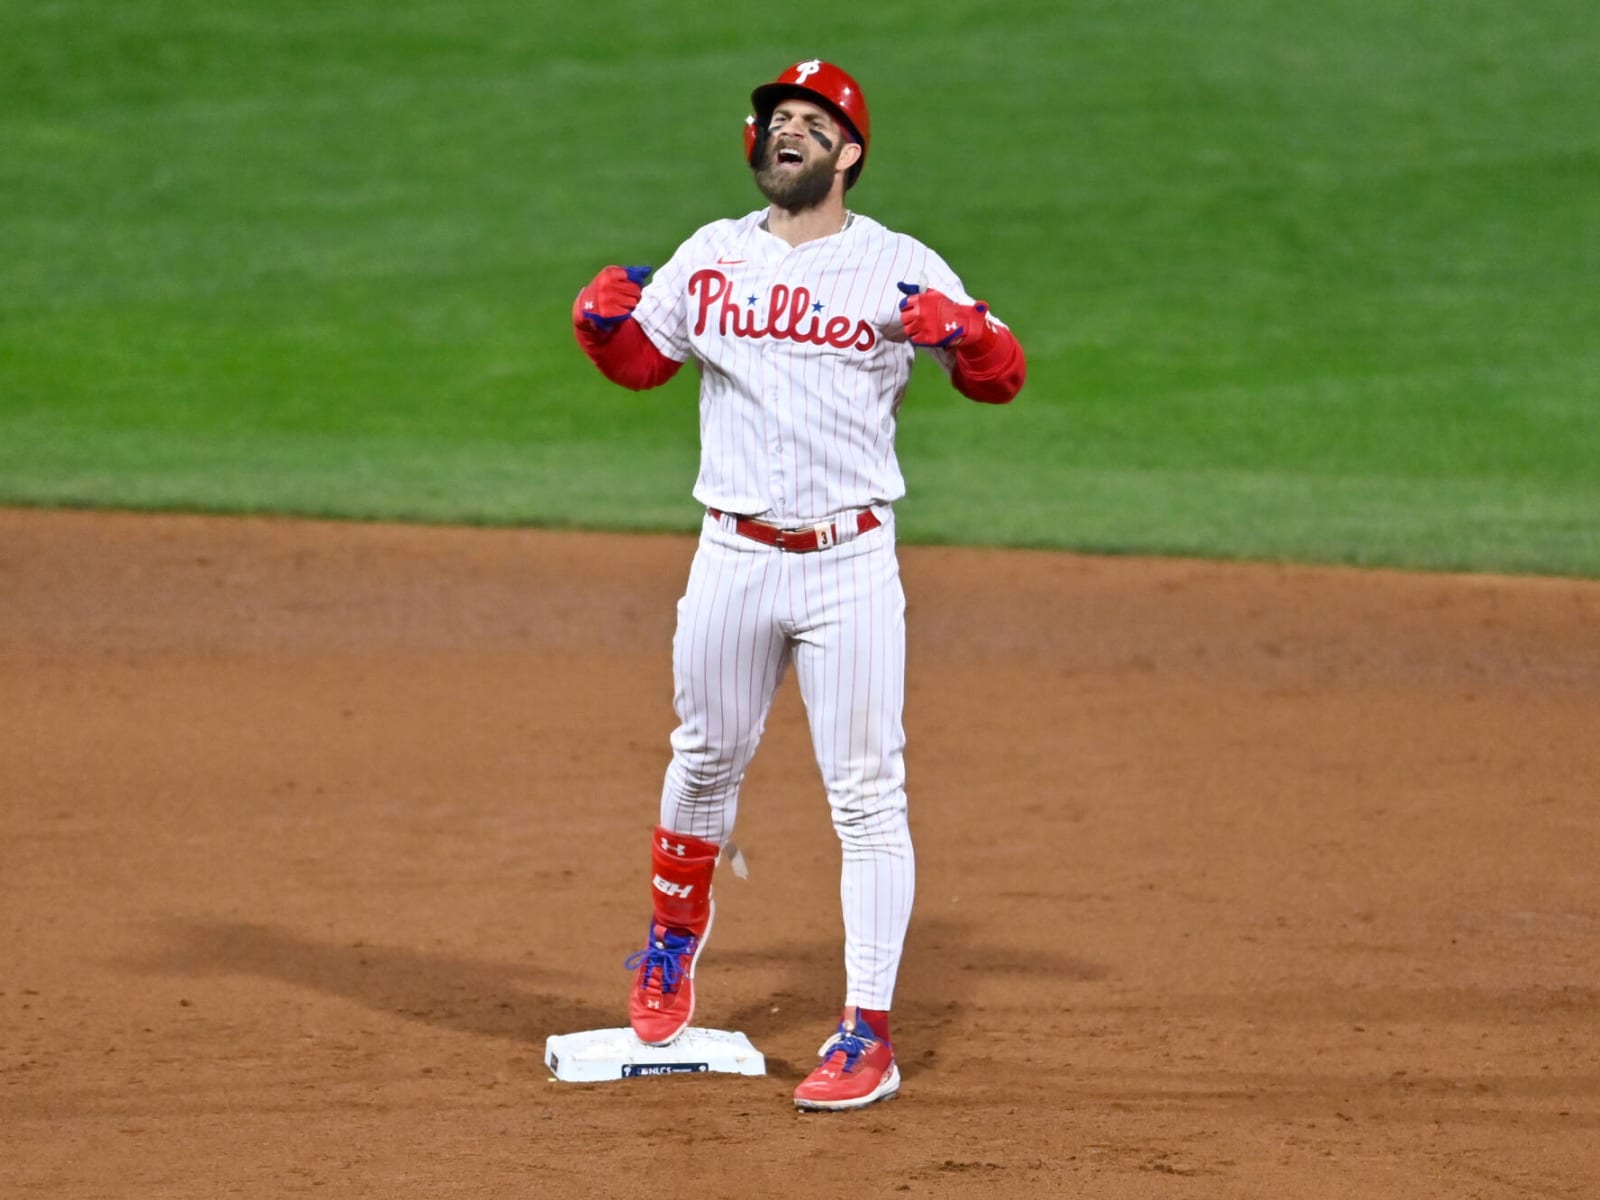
896, 281, 994, 350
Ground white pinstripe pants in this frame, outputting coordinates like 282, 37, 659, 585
660, 509, 915, 1011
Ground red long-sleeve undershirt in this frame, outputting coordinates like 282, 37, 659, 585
571, 309, 684, 391
948, 325, 1026, 404
572, 310, 1025, 404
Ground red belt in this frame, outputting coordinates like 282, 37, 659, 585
707, 507, 882, 553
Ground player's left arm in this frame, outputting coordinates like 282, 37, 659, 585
895, 273, 1025, 405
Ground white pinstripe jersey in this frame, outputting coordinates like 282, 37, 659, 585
632, 209, 1001, 526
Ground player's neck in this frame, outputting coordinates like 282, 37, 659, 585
763, 198, 853, 248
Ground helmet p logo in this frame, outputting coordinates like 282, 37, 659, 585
794, 59, 822, 85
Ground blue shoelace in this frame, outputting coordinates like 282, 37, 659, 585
624, 926, 695, 994
821, 1025, 872, 1072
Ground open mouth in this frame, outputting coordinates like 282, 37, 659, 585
775, 145, 805, 168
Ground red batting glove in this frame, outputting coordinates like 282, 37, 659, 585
574, 265, 652, 333
896, 282, 996, 350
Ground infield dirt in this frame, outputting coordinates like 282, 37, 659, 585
3, 508, 1596, 1198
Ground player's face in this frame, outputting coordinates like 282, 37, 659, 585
755, 99, 851, 211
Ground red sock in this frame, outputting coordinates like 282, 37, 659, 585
854, 1007, 892, 1046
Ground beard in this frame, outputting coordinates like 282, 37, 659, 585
754, 142, 840, 212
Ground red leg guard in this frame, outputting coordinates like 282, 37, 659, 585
650, 826, 718, 934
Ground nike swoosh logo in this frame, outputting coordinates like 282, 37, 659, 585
717, 256, 746, 265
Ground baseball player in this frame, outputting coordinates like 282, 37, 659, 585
572, 59, 1025, 1111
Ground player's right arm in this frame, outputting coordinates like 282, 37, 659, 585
572, 265, 683, 391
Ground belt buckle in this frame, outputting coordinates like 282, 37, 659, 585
773, 518, 834, 552
768, 511, 863, 552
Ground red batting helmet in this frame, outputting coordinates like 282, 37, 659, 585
744, 59, 871, 189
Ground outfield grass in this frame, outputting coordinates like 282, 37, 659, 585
3, 1, 1597, 575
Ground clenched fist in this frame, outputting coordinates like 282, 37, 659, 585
574, 265, 653, 332
895, 282, 995, 350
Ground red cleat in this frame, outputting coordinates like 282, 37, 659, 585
793, 1012, 900, 1111
625, 905, 713, 1047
